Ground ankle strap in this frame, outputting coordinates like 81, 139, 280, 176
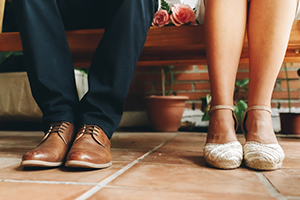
245, 106, 272, 114
209, 105, 238, 131
242, 105, 272, 137
209, 105, 234, 115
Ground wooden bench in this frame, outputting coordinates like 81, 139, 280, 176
1, 0, 300, 68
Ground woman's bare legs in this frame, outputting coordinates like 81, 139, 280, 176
246, 0, 297, 144
204, 0, 247, 144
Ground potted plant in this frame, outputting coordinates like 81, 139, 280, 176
200, 78, 249, 131
144, 66, 189, 132
144, 0, 198, 131
279, 63, 300, 135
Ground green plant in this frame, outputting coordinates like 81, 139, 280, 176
201, 78, 249, 123
0, 52, 24, 72
0, 52, 15, 66
75, 68, 89, 76
233, 78, 249, 122
161, 0, 171, 14
200, 93, 211, 121
161, 66, 174, 96
281, 63, 300, 113
284, 63, 292, 113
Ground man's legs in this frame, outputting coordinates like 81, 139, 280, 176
66, 0, 158, 168
11, 0, 79, 130
11, 0, 101, 167
78, 0, 158, 139
12, 0, 158, 168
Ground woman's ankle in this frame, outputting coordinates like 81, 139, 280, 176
206, 110, 238, 144
245, 110, 278, 144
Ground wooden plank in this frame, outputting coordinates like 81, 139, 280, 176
0, 21, 300, 66
0, 31, 22, 51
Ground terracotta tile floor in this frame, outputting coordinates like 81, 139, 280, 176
0, 130, 300, 200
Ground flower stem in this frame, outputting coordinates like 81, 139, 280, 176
284, 63, 291, 112
162, 67, 165, 96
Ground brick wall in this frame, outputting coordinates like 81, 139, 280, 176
124, 63, 300, 111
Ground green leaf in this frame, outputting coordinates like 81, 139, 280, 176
202, 110, 210, 121
75, 68, 89, 76
283, 63, 291, 112
193, 7, 197, 14
206, 94, 212, 105
161, 0, 171, 13
235, 78, 249, 88
167, 66, 174, 95
200, 94, 211, 112
162, 66, 174, 96
0, 52, 14, 66
234, 100, 248, 123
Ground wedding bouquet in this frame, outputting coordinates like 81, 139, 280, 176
152, 0, 197, 27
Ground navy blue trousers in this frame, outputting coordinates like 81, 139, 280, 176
11, 0, 158, 138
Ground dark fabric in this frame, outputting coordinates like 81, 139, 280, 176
0, 53, 25, 72
11, 0, 158, 138
2, 1, 18, 32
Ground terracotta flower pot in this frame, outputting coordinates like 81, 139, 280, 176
279, 113, 300, 135
144, 95, 189, 132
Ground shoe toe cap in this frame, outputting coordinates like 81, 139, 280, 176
204, 141, 243, 169
244, 142, 285, 170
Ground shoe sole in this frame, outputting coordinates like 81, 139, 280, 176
206, 160, 242, 170
65, 160, 112, 169
245, 161, 282, 171
21, 160, 63, 167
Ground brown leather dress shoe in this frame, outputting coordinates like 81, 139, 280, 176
21, 121, 75, 167
65, 125, 112, 169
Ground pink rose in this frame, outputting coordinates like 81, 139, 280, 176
170, 4, 196, 26
152, 10, 170, 27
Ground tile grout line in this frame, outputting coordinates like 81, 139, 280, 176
75, 133, 178, 200
255, 172, 287, 200
0, 179, 97, 186
286, 197, 300, 200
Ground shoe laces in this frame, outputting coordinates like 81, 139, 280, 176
39, 122, 70, 146
74, 125, 106, 148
